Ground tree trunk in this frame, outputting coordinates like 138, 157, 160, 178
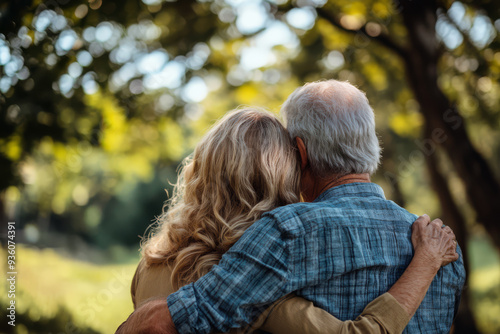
399, 0, 500, 250
424, 132, 479, 334
380, 141, 406, 207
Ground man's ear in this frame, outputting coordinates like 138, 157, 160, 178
295, 137, 308, 171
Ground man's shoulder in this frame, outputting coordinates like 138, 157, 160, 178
263, 200, 343, 221
262, 197, 419, 238
259, 201, 333, 237
263, 201, 337, 220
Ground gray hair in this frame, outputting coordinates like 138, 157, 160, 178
280, 80, 381, 176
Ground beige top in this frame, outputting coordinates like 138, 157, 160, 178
131, 259, 410, 334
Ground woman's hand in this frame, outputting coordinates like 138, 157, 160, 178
411, 214, 459, 271
387, 214, 460, 318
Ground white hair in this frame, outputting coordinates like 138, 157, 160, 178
281, 80, 381, 176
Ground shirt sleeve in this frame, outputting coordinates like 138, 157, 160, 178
258, 293, 410, 334
167, 215, 297, 334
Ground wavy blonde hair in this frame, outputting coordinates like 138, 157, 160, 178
142, 108, 301, 289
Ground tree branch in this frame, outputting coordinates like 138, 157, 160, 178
316, 7, 407, 58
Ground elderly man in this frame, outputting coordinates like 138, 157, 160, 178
118, 80, 465, 333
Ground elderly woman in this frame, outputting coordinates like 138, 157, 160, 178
120, 107, 458, 334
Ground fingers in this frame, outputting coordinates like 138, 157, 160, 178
412, 214, 431, 232
443, 232, 459, 266
445, 237, 457, 253
430, 218, 443, 230
437, 223, 457, 244
416, 214, 431, 225
442, 226, 453, 234
442, 226, 457, 244
411, 215, 460, 267
442, 252, 459, 266
430, 219, 458, 244
445, 248, 458, 258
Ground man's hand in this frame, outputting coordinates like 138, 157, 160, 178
115, 299, 178, 334
411, 214, 459, 270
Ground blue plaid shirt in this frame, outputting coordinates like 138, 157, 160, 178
168, 183, 466, 333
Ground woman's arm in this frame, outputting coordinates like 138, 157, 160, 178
387, 215, 458, 318
252, 292, 407, 334
130, 261, 140, 309
130, 258, 178, 310
252, 215, 458, 334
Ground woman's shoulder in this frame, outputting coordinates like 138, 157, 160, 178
131, 257, 176, 309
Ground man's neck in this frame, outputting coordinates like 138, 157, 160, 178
302, 173, 371, 202
317, 173, 371, 195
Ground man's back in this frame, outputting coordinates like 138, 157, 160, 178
270, 182, 465, 333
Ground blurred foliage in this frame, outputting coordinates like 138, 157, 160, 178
0, 0, 499, 333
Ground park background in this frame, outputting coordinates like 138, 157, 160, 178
0, 0, 499, 333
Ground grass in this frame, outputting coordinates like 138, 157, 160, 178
0, 246, 139, 334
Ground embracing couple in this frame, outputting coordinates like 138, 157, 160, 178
117, 80, 465, 333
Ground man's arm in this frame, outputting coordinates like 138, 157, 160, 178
167, 214, 295, 334
117, 214, 294, 334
